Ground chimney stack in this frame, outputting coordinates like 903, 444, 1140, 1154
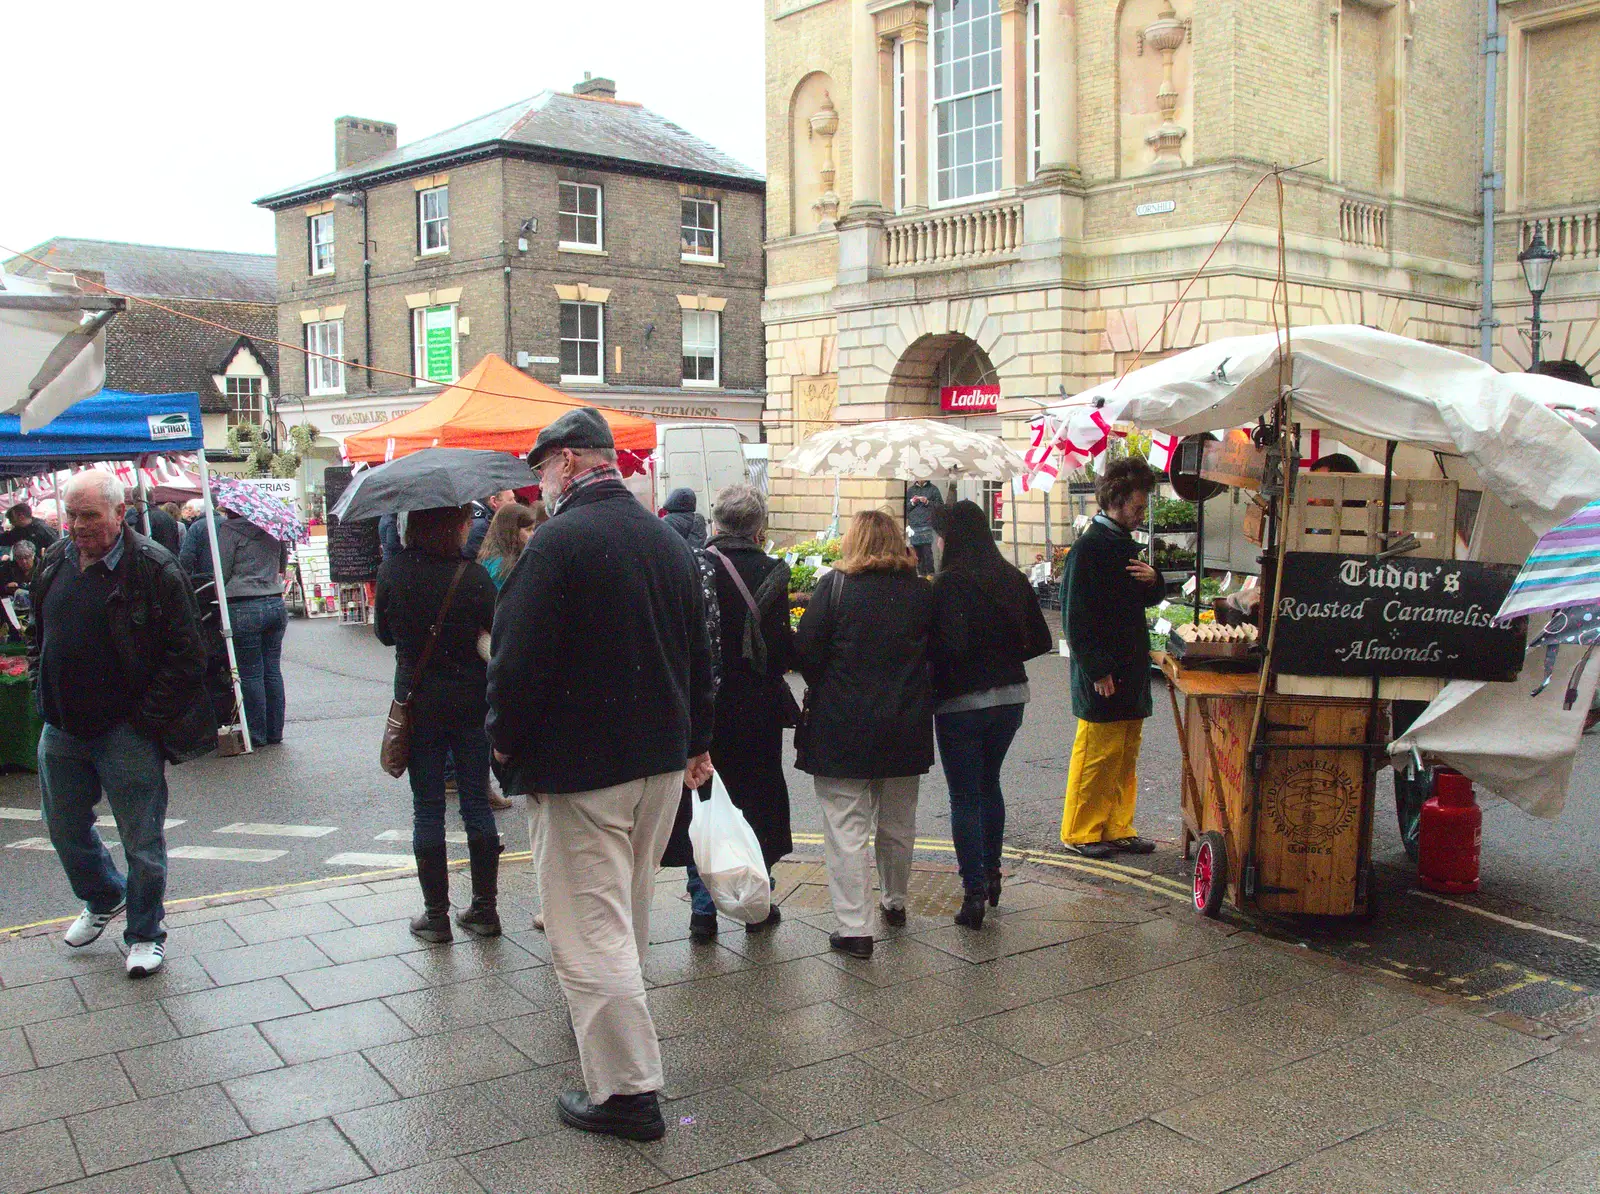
572, 72, 617, 100
334, 116, 398, 170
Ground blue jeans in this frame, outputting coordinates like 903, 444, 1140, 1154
408, 723, 497, 849
685, 865, 774, 918
231, 596, 287, 746
38, 723, 170, 944
936, 702, 1026, 896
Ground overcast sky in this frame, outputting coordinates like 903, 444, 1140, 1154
3, 1, 765, 259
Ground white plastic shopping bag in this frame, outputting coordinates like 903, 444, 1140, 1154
687, 774, 771, 924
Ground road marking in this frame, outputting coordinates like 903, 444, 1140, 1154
1409, 889, 1597, 949
95, 816, 185, 830
169, 845, 287, 863
374, 830, 464, 844
326, 852, 414, 868
216, 823, 338, 838
0, 808, 41, 821
7, 836, 120, 851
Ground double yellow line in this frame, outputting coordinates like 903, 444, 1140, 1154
790, 831, 1193, 903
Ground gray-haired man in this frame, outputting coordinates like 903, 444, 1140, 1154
29, 473, 214, 978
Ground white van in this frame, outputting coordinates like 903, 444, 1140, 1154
650, 422, 750, 514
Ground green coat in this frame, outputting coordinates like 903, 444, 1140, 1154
1062, 515, 1165, 722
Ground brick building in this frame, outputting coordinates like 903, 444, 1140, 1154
4, 238, 279, 457
761, 0, 1600, 555
255, 77, 766, 499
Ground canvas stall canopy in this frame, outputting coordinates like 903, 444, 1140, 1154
1036, 325, 1600, 817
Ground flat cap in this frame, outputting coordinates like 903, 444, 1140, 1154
528, 406, 614, 467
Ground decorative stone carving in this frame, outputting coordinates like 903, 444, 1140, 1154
809, 93, 841, 231
1143, 4, 1188, 171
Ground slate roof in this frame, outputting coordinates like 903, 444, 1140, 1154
5, 238, 276, 303
256, 90, 763, 209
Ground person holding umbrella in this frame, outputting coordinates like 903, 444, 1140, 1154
207, 479, 306, 749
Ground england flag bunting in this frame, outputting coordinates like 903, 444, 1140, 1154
1022, 415, 1180, 492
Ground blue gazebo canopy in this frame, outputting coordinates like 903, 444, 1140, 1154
0, 389, 203, 472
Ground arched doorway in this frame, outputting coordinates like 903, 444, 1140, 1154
886, 333, 1005, 540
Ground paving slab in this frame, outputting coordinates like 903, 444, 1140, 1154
66, 1083, 250, 1175
223, 1052, 399, 1134
259, 999, 415, 1066
630, 1085, 804, 1180
335, 1086, 524, 1175
752, 1122, 960, 1194
118, 1023, 282, 1098
176, 1120, 373, 1193
367, 1024, 536, 1096
160, 975, 309, 1035
325, 1158, 487, 1194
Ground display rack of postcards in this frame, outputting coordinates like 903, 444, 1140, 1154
338, 583, 372, 625
291, 537, 339, 618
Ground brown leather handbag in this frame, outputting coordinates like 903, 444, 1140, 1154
380, 561, 469, 778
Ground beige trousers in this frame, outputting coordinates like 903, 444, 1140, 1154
813, 775, 920, 935
532, 770, 682, 1103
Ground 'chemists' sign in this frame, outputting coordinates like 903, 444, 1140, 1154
1272, 552, 1525, 681
420, 305, 456, 383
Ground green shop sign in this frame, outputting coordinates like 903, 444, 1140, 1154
422, 306, 455, 383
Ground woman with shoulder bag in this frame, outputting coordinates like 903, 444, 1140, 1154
375, 505, 500, 943
929, 501, 1054, 929
795, 508, 936, 960
661, 484, 795, 938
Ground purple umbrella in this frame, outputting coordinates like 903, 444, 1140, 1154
208, 476, 308, 544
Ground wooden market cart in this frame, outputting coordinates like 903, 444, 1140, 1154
1159, 470, 1464, 919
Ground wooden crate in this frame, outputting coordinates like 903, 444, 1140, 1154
1285, 475, 1456, 559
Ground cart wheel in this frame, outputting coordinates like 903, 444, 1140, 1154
1193, 831, 1228, 918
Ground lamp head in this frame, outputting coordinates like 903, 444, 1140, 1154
1518, 229, 1558, 297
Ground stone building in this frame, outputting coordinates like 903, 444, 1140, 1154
255, 77, 766, 498
4, 238, 279, 456
761, 0, 1600, 554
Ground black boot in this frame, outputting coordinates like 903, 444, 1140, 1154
987, 872, 1003, 908
409, 844, 452, 943
456, 836, 502, 938
955, 892, 986, 929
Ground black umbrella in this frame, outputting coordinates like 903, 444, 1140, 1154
330, 448, 536, 520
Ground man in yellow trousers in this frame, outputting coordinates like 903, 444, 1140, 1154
1060, 456, 1165, 859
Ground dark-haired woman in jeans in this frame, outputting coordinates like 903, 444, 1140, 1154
930, 501, 1054, 929
375, 505, 500, 943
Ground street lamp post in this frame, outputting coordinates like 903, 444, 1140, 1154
1518, 228, 1558, 369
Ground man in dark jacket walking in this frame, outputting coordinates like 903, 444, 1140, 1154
0, 502, 59, 553
488, 407, 714, 1143
905, 479, 944, 576
30, 473, 214, 979
1060, 456, 1164, 860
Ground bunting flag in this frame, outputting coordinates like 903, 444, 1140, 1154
1151, 432, 1179, 473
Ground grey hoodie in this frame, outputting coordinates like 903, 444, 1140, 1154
218, 517, 288, 600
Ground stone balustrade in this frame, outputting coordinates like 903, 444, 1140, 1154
1522, 208, 1600, 261
1339, 199, 1388, 250
884, 200, 1025, 270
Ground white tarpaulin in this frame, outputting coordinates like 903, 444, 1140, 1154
0, 269, 119, 433
1037, 325, 1600, 817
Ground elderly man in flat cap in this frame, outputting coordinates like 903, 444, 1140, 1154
488, 407, 715, 1142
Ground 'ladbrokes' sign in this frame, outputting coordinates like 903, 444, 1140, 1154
1273, 552, 1525, 681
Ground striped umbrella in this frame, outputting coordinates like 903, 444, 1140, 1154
1497, 499, 1600, 621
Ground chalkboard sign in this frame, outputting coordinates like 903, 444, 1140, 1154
323, 467, 384, 583
1273, 552, 1526, 681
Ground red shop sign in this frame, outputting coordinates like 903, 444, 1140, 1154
940, 384, 1000, 413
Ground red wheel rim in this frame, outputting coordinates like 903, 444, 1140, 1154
1194, 841, 1213, 911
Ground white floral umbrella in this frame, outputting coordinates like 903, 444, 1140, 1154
779, 419, 1028, 480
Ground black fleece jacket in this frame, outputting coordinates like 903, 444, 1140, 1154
487, 480, 715, 794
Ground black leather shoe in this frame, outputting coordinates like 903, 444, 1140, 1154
556, 1090, 666, 1141
986, 873, 1003, 908
689, 912, 718, 940
1063, 841, 1117, 860
829, 931, 873, 959
745, 904, 782, 933
954, 893, 986, 929
882, 906, 907, 928
1108, 836, 1157, 855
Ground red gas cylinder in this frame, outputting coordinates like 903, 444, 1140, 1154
1418, 768, 1482, 894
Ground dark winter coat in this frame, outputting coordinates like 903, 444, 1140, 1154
662, 538, 795, 870
1062, 514, 1165, 722
794, 567, 935, 779
930, 567, 1054, 703
487, 479, 715, 795
463, 502, 492, 560
28, 528, 215, 763
374, 550, 497, 732
662, 488, 707, 549
125, 505, 182, 557
904, 481, 944, 547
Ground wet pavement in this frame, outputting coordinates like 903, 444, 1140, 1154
1, 856, 1598, 1193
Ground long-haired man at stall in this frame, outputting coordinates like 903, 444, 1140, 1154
1059, 456, 1165, 859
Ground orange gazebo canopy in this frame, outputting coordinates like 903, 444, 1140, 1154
342, 354, 657, 464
